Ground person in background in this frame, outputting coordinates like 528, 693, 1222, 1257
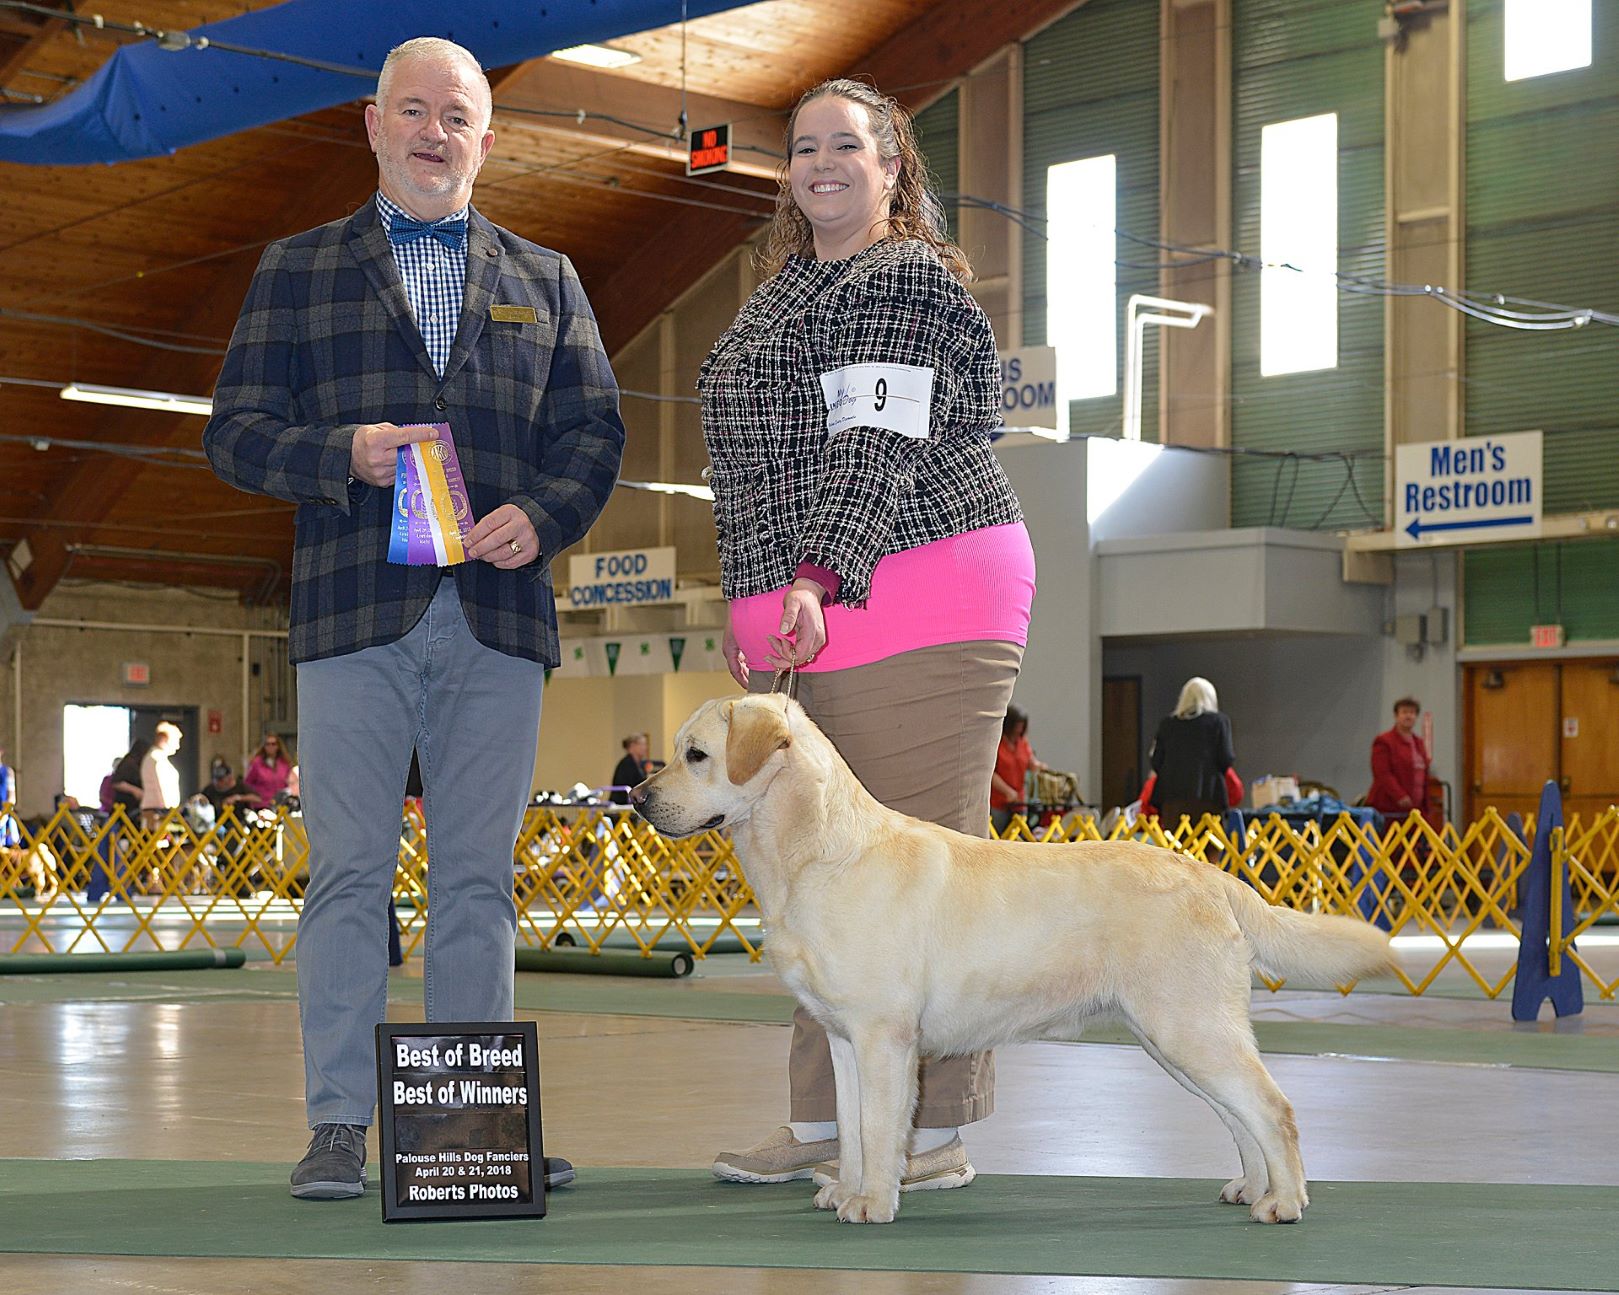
198, 758, 259, 896
1149, 677, 1236, 828
610, 733, 650, 805
244, 733, 295, 808
84, 757, 124, 903
110, 739, 149, 821
0, 743, 19, 856
139, 723, 183, 826
1368, 696, 1430, 823
202, 758, 258, 820
0, 742, 25, 897
700, 78, 1034, 1195
98, 758, 119, 817
990, 706, 1047, 834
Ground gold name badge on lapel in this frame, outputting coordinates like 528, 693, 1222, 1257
489, 304, 539, 324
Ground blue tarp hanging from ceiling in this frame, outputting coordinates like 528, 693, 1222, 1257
0, 0, 755, 165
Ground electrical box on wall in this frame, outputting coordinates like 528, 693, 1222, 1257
1391, 613, 1427, 645
1424, 607, 1449, 645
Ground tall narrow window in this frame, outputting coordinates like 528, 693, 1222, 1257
1505, 0, 1591, 81
1046, 154, 1117, 400
1260, 113, 1337, 377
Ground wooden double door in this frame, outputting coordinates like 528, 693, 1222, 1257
1465, 659, 1619, 823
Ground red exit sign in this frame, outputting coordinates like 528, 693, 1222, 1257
1530, 624, 1565, 649
687, 123, 731, 176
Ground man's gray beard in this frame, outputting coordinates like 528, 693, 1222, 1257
380, 155, 466, 201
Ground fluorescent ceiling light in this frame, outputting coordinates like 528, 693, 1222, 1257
550, 43, 642, 69
60, 382, 213, 417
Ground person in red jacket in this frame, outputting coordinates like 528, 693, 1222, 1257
1368, 697, 1430, 820
991, 706, 1046, 833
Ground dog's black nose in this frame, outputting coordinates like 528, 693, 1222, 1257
629, 783, 648, 807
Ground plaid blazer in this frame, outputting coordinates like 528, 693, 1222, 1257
204, 197, 624, 666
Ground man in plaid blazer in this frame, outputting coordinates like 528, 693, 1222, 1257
204, 37, 623, 1201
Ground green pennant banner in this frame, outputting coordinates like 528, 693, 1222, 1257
604, 642, 621, 676
669, 636, 686, 671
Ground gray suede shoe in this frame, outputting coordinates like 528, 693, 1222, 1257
290, 1123, 367, 1200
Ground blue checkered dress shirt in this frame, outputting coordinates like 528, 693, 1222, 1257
376, 191, 467, 376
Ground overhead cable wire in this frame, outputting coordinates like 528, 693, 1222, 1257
0, 306, 227, 355
962, 194, 1618, 333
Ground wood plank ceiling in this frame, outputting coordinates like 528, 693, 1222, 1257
0, 0, 1074, 607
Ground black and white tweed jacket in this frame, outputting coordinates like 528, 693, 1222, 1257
698, 238, 1022, 606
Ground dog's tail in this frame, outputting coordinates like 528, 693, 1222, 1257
1218, 870, 1397, 986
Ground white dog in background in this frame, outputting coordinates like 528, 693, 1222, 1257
633, 693, 1395, 1225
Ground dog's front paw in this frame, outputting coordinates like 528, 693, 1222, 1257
1249, 1191, 1305, 1224
836, 1191, 899, 1224
814, 1179, 857, 1212
1219, 1176, 1264, 1205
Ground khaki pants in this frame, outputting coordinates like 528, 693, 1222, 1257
751, 639, 1022, 1127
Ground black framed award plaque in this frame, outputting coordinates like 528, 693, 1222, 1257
375, 1020, 546, 1222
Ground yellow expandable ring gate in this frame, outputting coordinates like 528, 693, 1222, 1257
1, 801, 1615, 999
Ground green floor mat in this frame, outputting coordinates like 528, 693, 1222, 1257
0, 1159, 1607, 1289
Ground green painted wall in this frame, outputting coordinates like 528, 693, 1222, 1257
1464, 539, 1619, 645
1461, 0, 1619, 646
1021, 0, 1160, 441
1229, 0, 1386, 530
913, 90, 959, 240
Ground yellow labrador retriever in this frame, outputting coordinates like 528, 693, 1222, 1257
633, 694, 1395, 1226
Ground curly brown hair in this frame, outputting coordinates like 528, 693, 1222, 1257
757, 79, 971, 284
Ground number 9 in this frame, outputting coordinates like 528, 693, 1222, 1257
873, 377, 888, 413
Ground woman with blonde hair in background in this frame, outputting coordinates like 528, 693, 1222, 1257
699, 77, 1036, 1194
244, 732, 295, 809
1148, 676, 1238, 829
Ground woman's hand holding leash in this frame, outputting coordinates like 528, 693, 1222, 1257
767, 578, 828, 670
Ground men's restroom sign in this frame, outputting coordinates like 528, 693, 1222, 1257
998, 346, 1066, 438
376, 1021, 545, 1222
1395, 431, 1541, 547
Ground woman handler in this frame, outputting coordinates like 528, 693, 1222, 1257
700, 79, 1036, 1192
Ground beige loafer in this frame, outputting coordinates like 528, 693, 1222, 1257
810, 1135, 977, 1192
712, 1125, 839, 1184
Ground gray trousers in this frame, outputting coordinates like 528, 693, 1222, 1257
295, 579, 543, 1127
752, 639, 1022, 1127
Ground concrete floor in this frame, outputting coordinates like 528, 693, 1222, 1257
2, 959, 1615, 1293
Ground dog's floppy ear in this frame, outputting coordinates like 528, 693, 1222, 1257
725, 696, 792, 786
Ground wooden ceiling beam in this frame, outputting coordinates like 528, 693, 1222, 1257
0, 0, 71, 88
493, 62, 784, 180
5, 140, 381, 610
592, 0, 1088, 353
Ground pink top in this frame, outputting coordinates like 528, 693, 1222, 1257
244, 755, 292, 807
729, 522, 1035, 673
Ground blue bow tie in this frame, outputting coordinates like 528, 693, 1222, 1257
387, 214, 467, 252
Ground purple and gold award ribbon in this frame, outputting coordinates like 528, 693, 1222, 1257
387, 423, 472, 566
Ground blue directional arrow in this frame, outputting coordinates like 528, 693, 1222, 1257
1406, 514, 1535, 540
